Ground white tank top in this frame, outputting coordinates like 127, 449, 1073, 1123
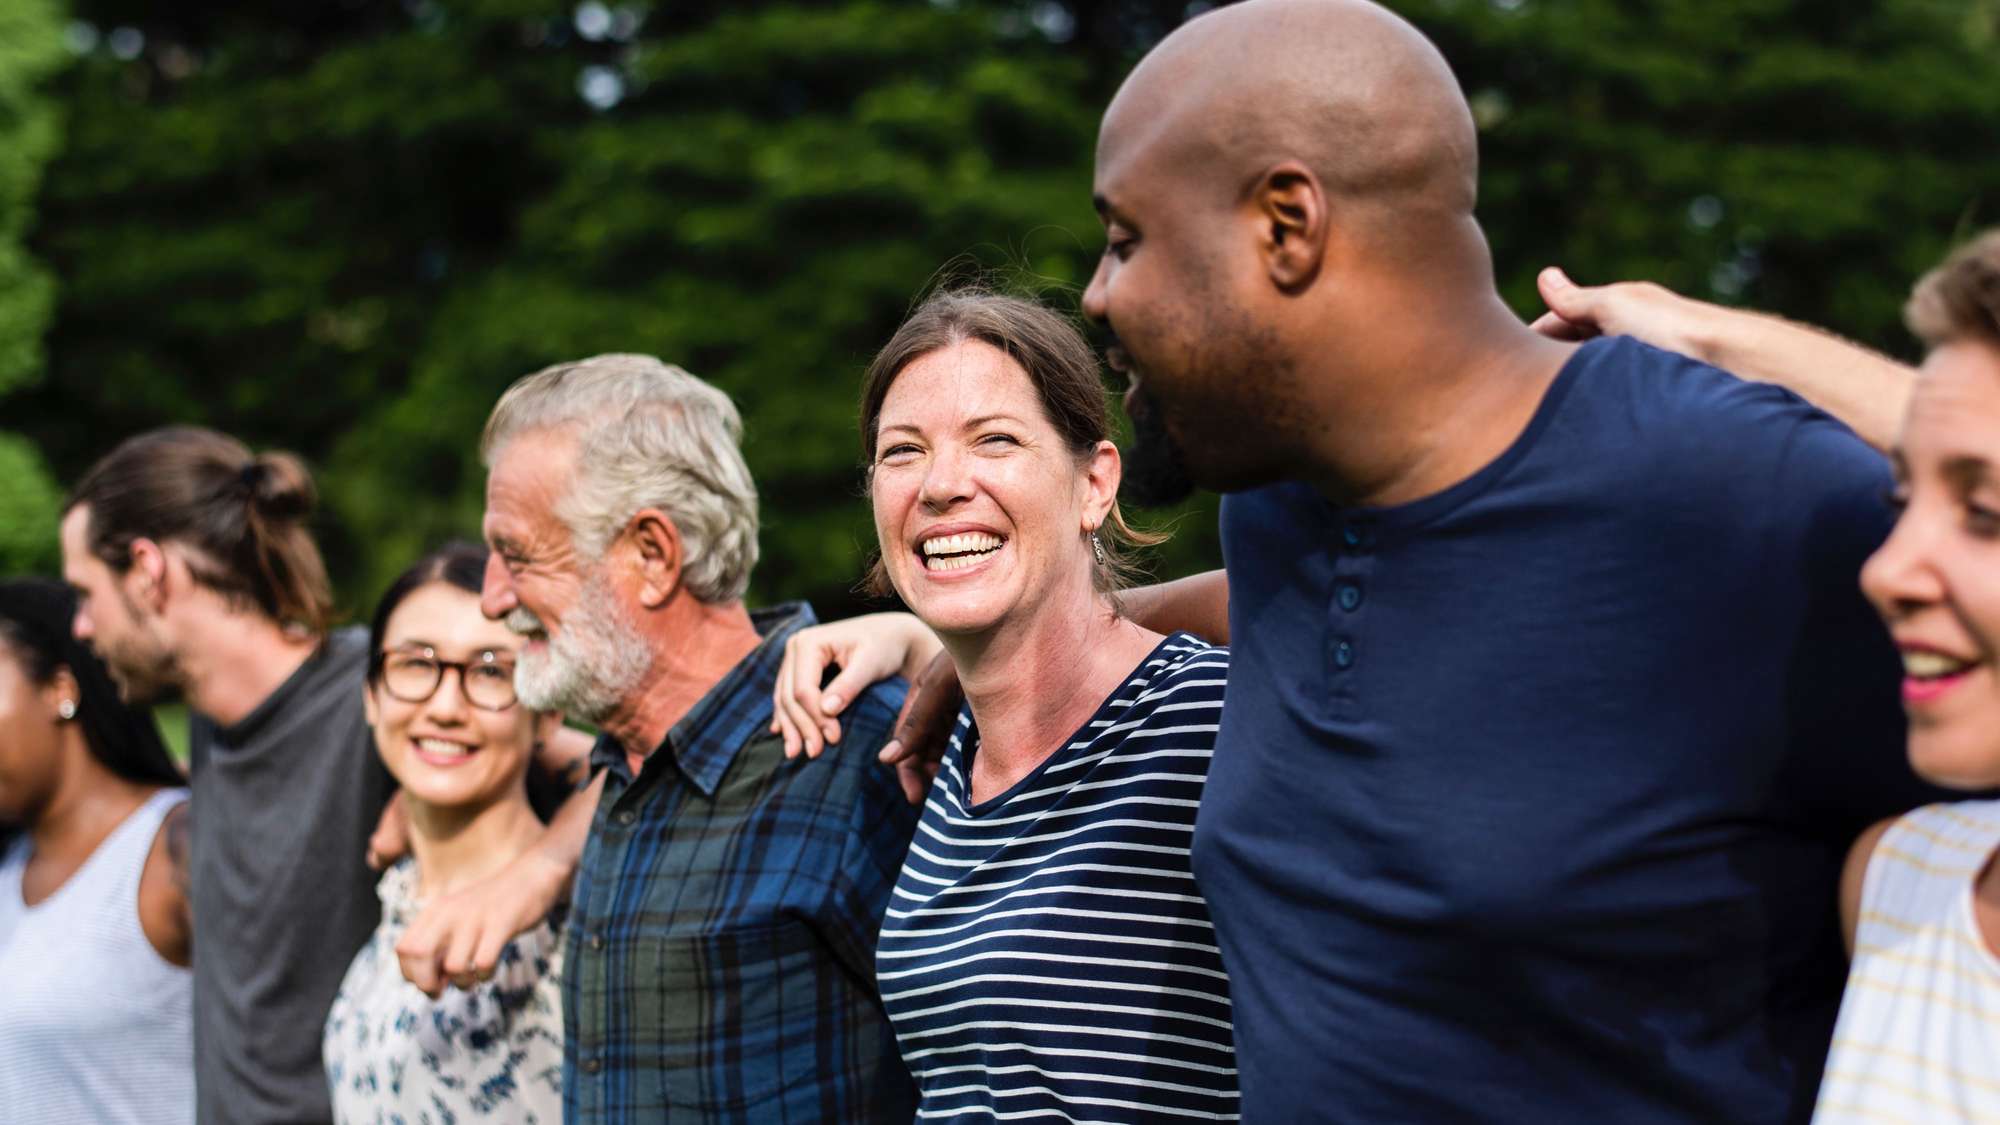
0, 788, 193, 1125
1814, 800, 2000, 1124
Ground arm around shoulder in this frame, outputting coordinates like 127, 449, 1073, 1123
394, 772, 603, 997
1122, 569, 1229, 645
1534, 267, 1912, 452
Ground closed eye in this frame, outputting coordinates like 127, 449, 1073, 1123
878, 443, 922, 462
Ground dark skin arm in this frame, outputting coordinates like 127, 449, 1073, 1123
137, 799, 193, 968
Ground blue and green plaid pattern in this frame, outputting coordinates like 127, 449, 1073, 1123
562, 603, 921, 1123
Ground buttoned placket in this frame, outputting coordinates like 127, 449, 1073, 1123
1329, 517, 1374, 719
571, 756, 649, 1109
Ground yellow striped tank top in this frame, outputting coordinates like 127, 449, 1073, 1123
1813, 801, 2000, 1124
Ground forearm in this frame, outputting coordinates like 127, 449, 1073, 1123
528, 771, 603, 887
1686, 305, 1913, 453
1123, 569, 1229, 645
535, 725, 598, 788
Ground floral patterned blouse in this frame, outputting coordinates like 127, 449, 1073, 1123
323, 859, 565, 1124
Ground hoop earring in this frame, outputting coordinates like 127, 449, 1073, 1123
57, 699, 77, 721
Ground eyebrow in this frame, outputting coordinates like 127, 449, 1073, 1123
386, 639, 514, 659
879, 413, 1030, 439
1942, 455, 1992, 490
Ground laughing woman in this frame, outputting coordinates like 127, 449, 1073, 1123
322, 544, 566, 1124
808, 292, 1237, 1120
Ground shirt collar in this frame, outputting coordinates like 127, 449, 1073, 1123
587, 602, 817, 797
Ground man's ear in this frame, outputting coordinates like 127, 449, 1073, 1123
125, 538, 171, 613
1253, 161, 1328, 292
628, 509, 685, 609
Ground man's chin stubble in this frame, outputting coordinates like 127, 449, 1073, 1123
1120, 387, 1199, 507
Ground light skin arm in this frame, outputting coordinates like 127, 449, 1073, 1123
1839, 817, 1898, 957
770, 569, 1231, 803
395, 770, 604, 997
1532, 267, 1914, 453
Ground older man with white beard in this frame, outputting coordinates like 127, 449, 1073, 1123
472, 353, 921, 1124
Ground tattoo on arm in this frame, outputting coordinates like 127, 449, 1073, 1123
165, 802, 193, 902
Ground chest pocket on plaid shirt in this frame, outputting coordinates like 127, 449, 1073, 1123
653, 914, 828, 1110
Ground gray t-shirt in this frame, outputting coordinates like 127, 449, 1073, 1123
188, 626, 394, 1125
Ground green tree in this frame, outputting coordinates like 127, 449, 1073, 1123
11, 0, 1998, 615
17, 0, 1210, 615
0, 0, 67, 575
1404, 0, 2000, 348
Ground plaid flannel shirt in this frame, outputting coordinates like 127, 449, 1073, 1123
562, 603, 921, 1123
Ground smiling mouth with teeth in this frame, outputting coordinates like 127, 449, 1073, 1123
414, 737, 476, 759
920, 532, 1006, 572
1903, 651, 1977, 681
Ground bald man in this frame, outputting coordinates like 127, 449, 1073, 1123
1081, 1, 1943, 1120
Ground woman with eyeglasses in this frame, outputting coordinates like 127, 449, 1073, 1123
322, 543, 567, 1124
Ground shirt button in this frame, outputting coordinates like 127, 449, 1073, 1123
614, 809, 636, 826
1334, 640, 1356, 669
588, 931, 606, 952
582, 1056, 602, 1075
1336, 582, 1362, 611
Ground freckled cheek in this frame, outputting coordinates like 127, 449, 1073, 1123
870, 475, 922, 550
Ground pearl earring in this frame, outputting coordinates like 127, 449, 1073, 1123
57, 699, 77, 721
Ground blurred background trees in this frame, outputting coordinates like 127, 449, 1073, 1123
2, 0, 1995, 616
0, 0, 66, 574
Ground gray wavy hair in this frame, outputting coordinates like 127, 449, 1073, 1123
481, 353, 760, 604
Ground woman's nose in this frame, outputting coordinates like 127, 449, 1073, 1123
919, 446, 975, 510
1861, 507, 1946, 622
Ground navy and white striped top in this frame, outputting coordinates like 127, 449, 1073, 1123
876, 633, 1237, 1122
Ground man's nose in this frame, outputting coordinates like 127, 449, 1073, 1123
1082, 255, 1112, 324
480, 553, 517, 621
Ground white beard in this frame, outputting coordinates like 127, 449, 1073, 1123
508, 568, 651, 723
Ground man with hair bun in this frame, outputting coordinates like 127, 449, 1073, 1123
474, 353, 920, 1123
59, 426, 390, 1125
58, 426, 597, 1125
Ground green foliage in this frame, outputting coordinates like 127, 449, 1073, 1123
0, 0, 65, 398
0, 0, 66, 576
1405, 0, 2000, 352
16, 0, 1204, 615
0, 431, 62, 574
5, 0, 1995, 613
